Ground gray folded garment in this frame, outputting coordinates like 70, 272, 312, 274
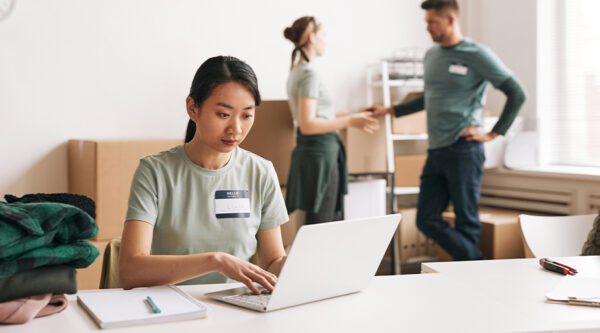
0, 265, 76, 302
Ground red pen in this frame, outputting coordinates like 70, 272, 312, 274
539, 258, 578, 275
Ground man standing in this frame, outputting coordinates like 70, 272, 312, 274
369, 0, 526, 260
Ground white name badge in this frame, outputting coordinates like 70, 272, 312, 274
215, 190, 250, 219
449, 63, 468, 75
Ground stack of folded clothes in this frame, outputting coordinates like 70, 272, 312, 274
0, 193, 99, 324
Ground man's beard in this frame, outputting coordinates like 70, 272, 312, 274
431, 31, 445, 43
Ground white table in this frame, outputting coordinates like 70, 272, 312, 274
5, 256, 600, 333
421, 255, 600, 275
422, 256, 600, 332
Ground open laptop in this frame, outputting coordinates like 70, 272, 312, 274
205, 214, 401, 312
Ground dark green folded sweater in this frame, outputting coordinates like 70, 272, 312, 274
0, 201, 99, 278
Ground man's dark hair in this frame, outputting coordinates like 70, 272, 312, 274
421, 0, 459, 13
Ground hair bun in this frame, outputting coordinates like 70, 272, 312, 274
283, 27, 297, 43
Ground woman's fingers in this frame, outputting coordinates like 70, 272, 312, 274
239, 275, 261, 295
246, 271, 275, 293
361, 117, 380, 133
261, 269, 278, 286
225, 259, 278, 294
249, 265, 278, 290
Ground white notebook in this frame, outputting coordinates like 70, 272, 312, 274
546, 276, 600, 306
77, 285, 208, 329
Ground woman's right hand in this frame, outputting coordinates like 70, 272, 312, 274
349, 111, 380, 134
214, 253, 278, 294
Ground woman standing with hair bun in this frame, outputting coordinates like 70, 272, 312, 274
283, 16, 379, 224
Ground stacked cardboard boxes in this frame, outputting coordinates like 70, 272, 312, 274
343, 92, 429, 267
343, 114, 388, 174
392, 111, 427, 134
241, 100, 296, 252
436, 207, 546, 261
394, 155, 427, 187
68, 139, 183, 289
240, 100, 295, 185
395, 208, 437, 264
391, 91, 426, 135
392, 92, 427, 188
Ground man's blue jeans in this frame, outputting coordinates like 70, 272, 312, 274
416, 137, 486, 261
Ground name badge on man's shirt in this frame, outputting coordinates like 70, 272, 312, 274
449, 63, 468, 76
215, 190, 251, 219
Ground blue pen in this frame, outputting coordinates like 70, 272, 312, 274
145, 296, 161, 314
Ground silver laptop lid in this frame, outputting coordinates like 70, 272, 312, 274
266, 214, 400, 311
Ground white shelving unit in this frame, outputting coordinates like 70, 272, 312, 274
366, 57, 429, 274
366, 58, 427, 197
388, 186, 421, 196
390, 133, 428, 141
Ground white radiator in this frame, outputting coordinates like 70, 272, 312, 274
480, 168, 600, 215
589, 194, 600, 213
480, 185, 573, 215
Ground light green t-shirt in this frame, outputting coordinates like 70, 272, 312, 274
286, 63, 335, 123
423, 37, 513, 149
125, 145, 289, 285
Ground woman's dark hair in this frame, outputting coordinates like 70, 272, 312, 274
185, 56, 261, 143
283, 16, 319, 70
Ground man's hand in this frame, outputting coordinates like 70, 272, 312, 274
362, 104, 392, 117
460, 126, 498, 142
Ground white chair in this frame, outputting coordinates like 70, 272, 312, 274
519, 214, 596, 258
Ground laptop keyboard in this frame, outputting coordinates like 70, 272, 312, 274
224, 290, 271, 307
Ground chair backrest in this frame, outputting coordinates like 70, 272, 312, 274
99, 237, 121, 289
519, 214, 596, 258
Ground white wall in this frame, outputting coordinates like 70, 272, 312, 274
0, 0, 430, 197
460, 0, 538, 130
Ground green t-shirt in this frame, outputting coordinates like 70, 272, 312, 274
424, 37, 512, 149
125, 145, 288, 285
286, 63, 335, 123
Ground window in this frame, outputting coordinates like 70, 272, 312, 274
538, 0, 600, 168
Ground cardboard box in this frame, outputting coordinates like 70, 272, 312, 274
392, 92, 426, 134
76, 240, 107, 290
397, 208, 418, 262
278, 186, 303, 254
280, 210, 304, 254
394, 155, 427, 187
426, 237, 438, 258
395, 207, 435, 264
68, 139, 182, 240
240, 100, 295, 185
392, 112, 427, 134
436, 207, 539, 261
416, 224, 429, 257
345, 115, 388, 174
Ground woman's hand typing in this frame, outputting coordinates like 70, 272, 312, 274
214, 253, 278, 294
